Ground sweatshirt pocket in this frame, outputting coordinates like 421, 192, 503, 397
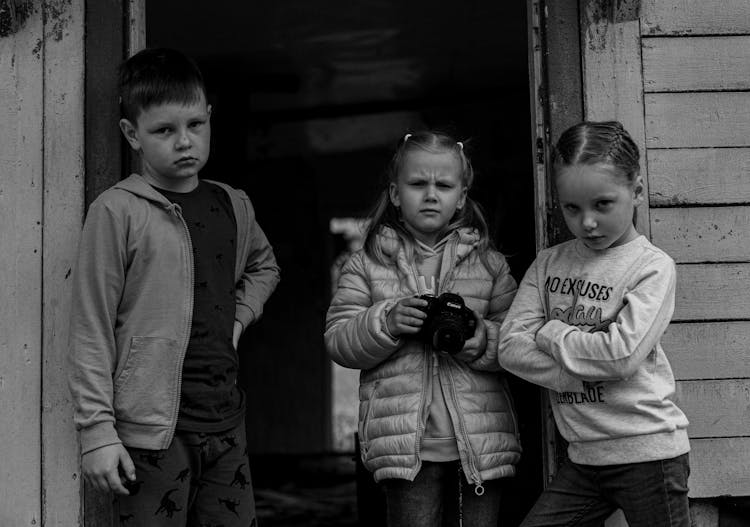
114, 336, 179, 426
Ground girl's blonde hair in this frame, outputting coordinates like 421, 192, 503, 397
364, 130, 498, 273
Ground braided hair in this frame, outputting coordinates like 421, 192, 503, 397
551, 121, 640, 183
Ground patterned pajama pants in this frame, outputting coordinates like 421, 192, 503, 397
115, 419, 256, 527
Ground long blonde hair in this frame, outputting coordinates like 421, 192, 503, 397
364, 130, 497, 273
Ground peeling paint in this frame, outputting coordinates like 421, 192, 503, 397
43, 0, 72, 42
0, 0, 34, 38
584, 0, 641, 51
31, 37, 41, 58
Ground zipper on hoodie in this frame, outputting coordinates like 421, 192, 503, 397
164, 205, 194, 447
437, 240, 457, 294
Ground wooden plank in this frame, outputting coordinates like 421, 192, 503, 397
127, 0, 146, 53
645, 92, 750, 149
531, 0, 578, 484
651, 206, 750, 263
664, 322, 750, 380
581, 0, 650, 238
674, 263, 750, 321
540, 0, 583, 248
42, 1, 85, 526
648, 148, 750, 206
0, 4, 44, 526
84, 1, 125, 524
642, 36, 750, 92
675, 380, 750, 438
690, 438, 750, 497
85, 0, 124, 208
641, 0, 750, 36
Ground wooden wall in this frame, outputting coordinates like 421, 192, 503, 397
582, 0, 750, 498
0, 0, 84, 525
643, 0, 750, 498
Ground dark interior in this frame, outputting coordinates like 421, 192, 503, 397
148, 1, 540, 524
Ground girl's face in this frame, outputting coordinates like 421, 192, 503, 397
389, 149, 467, 246
556, 162, 643, 250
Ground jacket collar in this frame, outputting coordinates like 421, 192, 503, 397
114, 173, 180, 210
376, 226, 480, 263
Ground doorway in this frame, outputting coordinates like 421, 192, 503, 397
147, 1, 539, 524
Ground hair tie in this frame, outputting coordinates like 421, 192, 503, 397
404, 133, 412, 142
456, 141, 464, 150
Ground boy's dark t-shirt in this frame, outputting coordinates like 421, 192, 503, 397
154, 180, 245, 433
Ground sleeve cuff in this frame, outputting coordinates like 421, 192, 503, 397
536, 319, 569, 357
468, 322, 501, 372
379, 301, 400, 343
79, 420, 122, 455
235, 302, 258, 330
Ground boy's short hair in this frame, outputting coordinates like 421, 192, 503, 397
119, 47, 206, 122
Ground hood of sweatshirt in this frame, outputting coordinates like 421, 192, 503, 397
375, 225, 481, 262
113, 173, 183, 211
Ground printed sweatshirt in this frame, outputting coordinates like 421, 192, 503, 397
498, 235, 689, 465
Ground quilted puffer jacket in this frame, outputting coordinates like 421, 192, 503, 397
325, 227, 521, 488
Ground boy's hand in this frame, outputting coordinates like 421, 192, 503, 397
386, 297, 428, 337
452, 313, 487, 363
232, 320, 243, 350
82, 444, 136, 495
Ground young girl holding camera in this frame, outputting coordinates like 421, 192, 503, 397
325, 131, 521, 527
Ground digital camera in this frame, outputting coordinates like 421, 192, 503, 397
416, 292, 476, 354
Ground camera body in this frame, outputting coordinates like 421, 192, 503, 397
416, 292, 476, 354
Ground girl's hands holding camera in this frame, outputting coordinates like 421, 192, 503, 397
385, 297, 428, 337
452, 312, 488, 363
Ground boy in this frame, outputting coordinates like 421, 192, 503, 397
68, 48, 280, 526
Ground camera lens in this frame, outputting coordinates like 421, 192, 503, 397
433, 326, 463, 354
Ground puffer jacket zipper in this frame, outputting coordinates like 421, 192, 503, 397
444, 361, 485, 495
411, 241, 484, 492
412, 349, 432, 478
408, 259, 437, 478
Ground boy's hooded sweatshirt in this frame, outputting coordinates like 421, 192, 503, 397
68, 174, 280, 455
498, 235, 689, 465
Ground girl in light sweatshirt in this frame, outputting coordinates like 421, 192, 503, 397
498, 121, 690, 527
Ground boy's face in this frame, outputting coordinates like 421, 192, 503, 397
120, 91, 211, 192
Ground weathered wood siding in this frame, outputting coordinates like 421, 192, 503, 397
642, 0, 750, 498
0, 4, 44, 524
584, 0, 750, 499
0, 1, 85, 525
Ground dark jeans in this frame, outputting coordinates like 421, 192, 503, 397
115, 419, 256, 527
381, 460, 503, 527
521, 453, 690, 527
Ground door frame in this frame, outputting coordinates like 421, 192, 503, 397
527, 0, 584, 487
83, 2, 144, 523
